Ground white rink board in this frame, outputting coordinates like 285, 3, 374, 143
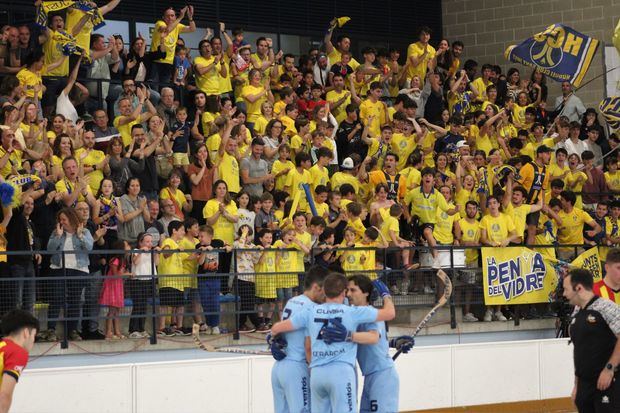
11, 338, 573, 412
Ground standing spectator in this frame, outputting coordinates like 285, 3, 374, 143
139, 116, 169, 200
233, 225, 262, 332
45, 207, 94, 341
156, 87, 177, 130
86, 34, 120, 111
554, 81, 586, 123
117, 177, 149, 246
99, 240, 128, 339
563, 269, 620, 412
76, 129, 109, 193
581, 150, 608, 211
149, 6, 196, 87
107, 135, 144, 196
241, 138, 271, 198
125, 32, 166, 85
128, 231, 159, 338
188, 145, 216, 224
7, 196, 40, 315
144, 199, 165, 243
406, 26, 435, 83
194, 40, 226, 113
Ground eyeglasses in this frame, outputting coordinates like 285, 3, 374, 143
123, 83, 135, 87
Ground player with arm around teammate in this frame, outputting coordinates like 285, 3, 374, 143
335, 274, 413, 413
270, 273, 396, 413
268, 265, 329, 413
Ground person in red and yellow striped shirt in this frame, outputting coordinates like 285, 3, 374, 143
596, 248, 620, 303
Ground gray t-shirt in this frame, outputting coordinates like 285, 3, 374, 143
240, 156, 269, 197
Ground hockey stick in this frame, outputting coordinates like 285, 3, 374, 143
392, 269, 453, 360
191, 324, 272, 356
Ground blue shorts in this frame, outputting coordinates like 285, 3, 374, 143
360, 366, 399, 413
310, 362, 356, 413
271, 359, 310, 413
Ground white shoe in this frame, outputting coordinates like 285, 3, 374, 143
463, 313, 478, 322
390, 285, 400, 295
494, 311, 507, 321
483, 310, 493, 322
401, 281, 410, 295
210, 326, 220, 335
140, 331, 150, 338
423, 286, 434, 294
128, 331, 143, 339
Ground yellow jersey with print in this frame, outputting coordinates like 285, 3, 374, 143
280, 115, 297, 138
178, 236, 199, 288
255, 248, 277, 299
503, 203, 532, 240
534, 214, 557, 260
202, 199, 238, 245
458, 217, 480, 263
309, 164, 329, 190
605, 171, 620, 192
471, 77, 492, 101
391, 133, 417, 170
158, 238, 190, 289
405, 167, 422, 189
65, 8, 94, 60
347, 217, 366, 243
218, 152, 240, 193
380, 214, 400, 243
113, 116, 138, 147
251, 53, 272, 78
420, 131, 436, 167
242, 84, 267, 123
218, 54, 233, 94
406, 41, 435, 80
479, 213, 516, 245
0, 147, 22, 178
16, 68, 43, 99
341, 242, 366, 273
54, 178, 93, 206
565, 170, 587, 209
205, 133, 221, 165
326, 89, 351, 123
433, 204, 459, 244
293, 230, 311, 272
359, 99, 386, 137
406, 187, 450, 224
151, 21, 187, 65
273, 239, 300, 288
547, 160, 569, 181
330, 171, 359, 193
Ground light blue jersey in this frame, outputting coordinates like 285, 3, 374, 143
357, 320, 399, 413
290, 302, 378, 368
282, 294, 316, 361
272, 294, 315, 413
357, 321, 394, 375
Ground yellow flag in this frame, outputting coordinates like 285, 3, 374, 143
336, 17, 351, 27
571, 247, 603, 282
288, 190, 301, 221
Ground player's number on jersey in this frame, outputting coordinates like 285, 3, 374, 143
370, 400, 378, 411
314, 317, 342, 340
282, 308, 292, 320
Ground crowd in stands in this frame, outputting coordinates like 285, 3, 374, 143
0, 1, 617, 341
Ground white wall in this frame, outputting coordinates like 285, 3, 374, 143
11, 339, 574, 413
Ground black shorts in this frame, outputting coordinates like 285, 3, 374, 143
159, 287, 185, 307
575, 375, 620, 413
525, 211, 540, 227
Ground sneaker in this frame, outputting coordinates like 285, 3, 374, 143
390, 285, 400, 295
68, 330, 82, 341
239, 325, 256, 333
140, 331, 151, 338
85, 330, 106, 340
483, 310, 493, 322
423, 286, 434, 294
160, 327, 176, 337
210, 326, 220, 335
463, 313, 478, 322
128, 331, 143, 339
256, 323, 270, 333
494, 311, 508, 321
199, 323, 208, 333
174, 328, 190, 336
401, 281, 410, 295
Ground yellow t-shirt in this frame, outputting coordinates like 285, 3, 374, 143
113, 116, 138, 147
433, 205, 458, 244
479, 213, 516, 245
327, 49, 360, 70
454, 188, 474, 215
330, 172, 359, 193
280, 115, 297, 138
242, 84, 267, 123
160, 187, 187, 219
406, 41, 435, 81
16, 68, 43, 99
65, 8, 94, 60
405, 167, 422, 189
178, 236, 199, 288
218, 152, 241, 194
0, 147, 22, 178
194, 55, 221, 95
205, 133, 221, 165
380, 214, 400, 243
547, 161, 569, 181
420, 131, 436, 167
405, 187, 450, 224
253, 115, 271, 137
458, 217, 480, 263
284, 168, 312, 212
391, 133, 417, 171
605, 171, 620, 192
347, 217, 366, 242
309, 164, 329, 190
359, 99, 386, 137
315, 201, 329, 219
54, 178, 93, 204
273, 239, 302, 288
218, 54, 233, 94
503, 203, 532, 240
471, 77, 492, 100
202, 199, 238, 245
43, 30, 68, 77
271, 159, 294, 191
557, 207, 592, 246
341, 242, 366, 273
74, 148, 105, 193
158, 237, 190, 290
151, 21, 187, 65
255, 248, 277, 298
326, 89, 351, 123
293, 230, 311, 272
565, 170, 587, 209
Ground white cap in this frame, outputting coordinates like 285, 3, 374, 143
456, 140, 469, 149
340, 157, 355, 170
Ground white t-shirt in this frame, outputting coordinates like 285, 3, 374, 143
56, 91, 78, 124
133, 252, 157, 280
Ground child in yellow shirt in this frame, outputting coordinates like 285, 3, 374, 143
346, 202, 367, 242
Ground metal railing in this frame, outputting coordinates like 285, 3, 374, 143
0, 242, 583, 349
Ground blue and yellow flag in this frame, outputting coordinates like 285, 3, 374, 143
505, 24, 599, 87
37, 1, 105, 30
600, 96, 620, 130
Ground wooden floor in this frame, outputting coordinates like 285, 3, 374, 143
404, 397, 575, 413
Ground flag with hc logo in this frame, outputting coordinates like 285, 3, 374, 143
504, 24, 599, 87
